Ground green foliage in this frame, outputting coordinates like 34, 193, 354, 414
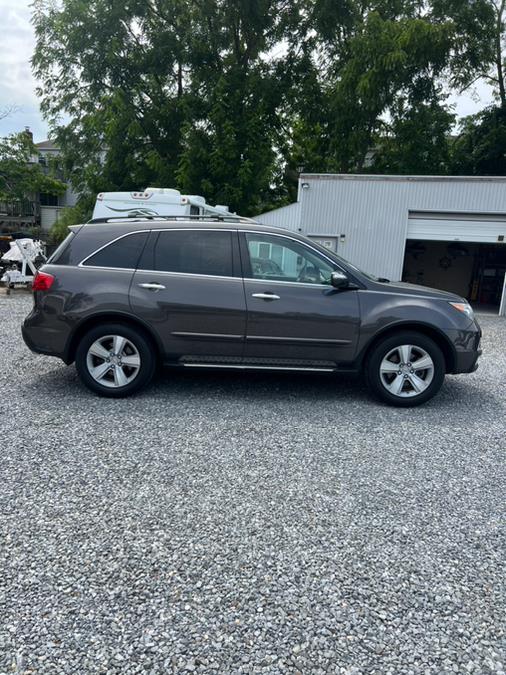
313, 11, 454, 172
30, 0, 506, 215
0, 132, 65, 201
48, 201, 92, 244
430, 0, 497, 91
372, 98, 455, 174
451, 105, 506, 175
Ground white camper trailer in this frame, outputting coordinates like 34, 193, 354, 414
92, 188, 231, 221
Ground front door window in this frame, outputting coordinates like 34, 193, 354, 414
245, 233, 336, 285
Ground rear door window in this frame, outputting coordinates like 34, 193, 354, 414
82, 232, 148, 269
153, 230, 234, 277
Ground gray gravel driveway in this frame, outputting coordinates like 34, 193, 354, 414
0, 293, 505, 674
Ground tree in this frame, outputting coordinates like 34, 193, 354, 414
176, 0, 289, 214
0, 131, 65, 202
32, 0, 291, 215
284, 3, 455, 177
32, 0, 506, 215
431, 0, 506, 107
372, 86, 455, 175
0, 105, 20, 122
451, 105, 506, 174
49, 201, 92, 243
32, 0, 192, 197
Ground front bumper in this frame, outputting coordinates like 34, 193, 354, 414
450, 324, 482, 374
454, 346, 482, 373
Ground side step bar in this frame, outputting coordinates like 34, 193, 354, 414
181, 363, 336, 373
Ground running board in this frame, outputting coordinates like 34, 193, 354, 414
181, 363, 336, 373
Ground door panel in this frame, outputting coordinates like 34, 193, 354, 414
130, 229, 246, 359
244, 281, 360, 362
240, 233, 360, 364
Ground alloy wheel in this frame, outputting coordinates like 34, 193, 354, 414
85, 334, 141, 388
379, 344, 435, 398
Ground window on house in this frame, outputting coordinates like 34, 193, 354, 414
39, 193, 58, 207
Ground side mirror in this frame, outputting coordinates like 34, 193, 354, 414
330, 271, 349, 289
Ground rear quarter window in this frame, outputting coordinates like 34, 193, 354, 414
82, 232, 148, 269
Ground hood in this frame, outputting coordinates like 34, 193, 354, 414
371, 279, 463, 302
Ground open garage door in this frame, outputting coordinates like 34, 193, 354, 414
405, 211, 506, 315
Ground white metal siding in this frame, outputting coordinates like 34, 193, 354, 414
257, 202, 301, 230
257, 175, 506, 315
298, 176, 411, 281
40, 206, 64, 232
500, 275, 506, 316
259, 175, 506, 279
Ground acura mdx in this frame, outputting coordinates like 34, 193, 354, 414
22, 217, 482, 406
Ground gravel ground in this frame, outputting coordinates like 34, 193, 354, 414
0, 292, 505, 675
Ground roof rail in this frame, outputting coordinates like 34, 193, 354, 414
87, 214, 259, 225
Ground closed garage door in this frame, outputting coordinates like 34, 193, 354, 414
408, 211, 506, 243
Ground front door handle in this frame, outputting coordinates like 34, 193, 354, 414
251, 292, 280, 301
138, 282, 166, 291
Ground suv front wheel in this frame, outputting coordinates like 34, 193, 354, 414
75, 323, 155, 397
366, 331, 445, 407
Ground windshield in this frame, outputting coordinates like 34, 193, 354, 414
307, 239, 387, 282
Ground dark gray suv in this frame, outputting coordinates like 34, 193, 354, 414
22, 216, 482, 406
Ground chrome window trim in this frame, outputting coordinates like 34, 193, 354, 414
78, 230, 149, 268
240, 229, 352, 284
135, 269, 243, 282
242, 277, 334, 290
78, 227, 240, 278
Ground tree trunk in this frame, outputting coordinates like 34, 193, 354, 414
496, 0, 506, 108
177, 62, 183, 99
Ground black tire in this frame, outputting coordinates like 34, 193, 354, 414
75, 323, 156, 398
365, 331, 445, 407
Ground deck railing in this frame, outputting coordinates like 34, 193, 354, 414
0, 200, 40, 220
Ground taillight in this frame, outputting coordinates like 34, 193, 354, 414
32, 271, 55, 291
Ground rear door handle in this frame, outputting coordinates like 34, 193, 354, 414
251, 292, 280, 301
138, 282, 166, 291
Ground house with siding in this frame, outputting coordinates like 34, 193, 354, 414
0, 129, 78, 236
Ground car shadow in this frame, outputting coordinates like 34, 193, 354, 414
26, 359, 502, 418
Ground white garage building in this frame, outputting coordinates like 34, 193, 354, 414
257, 174, 506, 316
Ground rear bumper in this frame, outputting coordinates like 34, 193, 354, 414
22, 309, 70, 362
22, 323, 42, 354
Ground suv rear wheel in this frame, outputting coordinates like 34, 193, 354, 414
366, 331, 445, 407
75, 323, 155, 397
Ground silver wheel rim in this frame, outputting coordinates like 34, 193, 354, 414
379, 344, 434, 398
86, 335, 141, 389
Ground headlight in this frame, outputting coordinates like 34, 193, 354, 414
449, 301, 475, 320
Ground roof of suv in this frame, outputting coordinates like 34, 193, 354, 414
77, 217, 287, 236
57, 218, 302, 268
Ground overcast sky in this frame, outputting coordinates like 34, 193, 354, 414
0, 0, 498, 144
